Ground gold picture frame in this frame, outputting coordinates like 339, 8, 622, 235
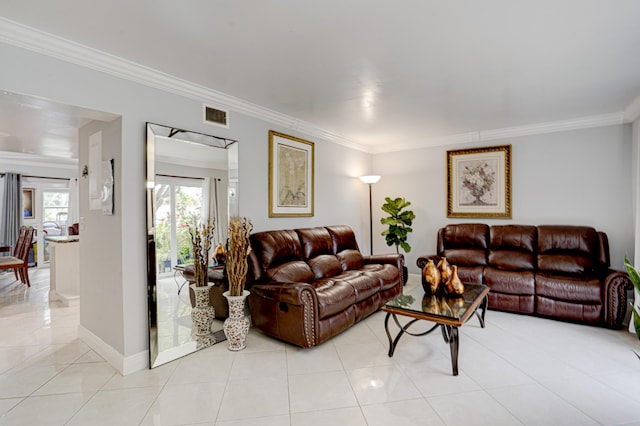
447, 145, 512, 218
269, 130, 314, 217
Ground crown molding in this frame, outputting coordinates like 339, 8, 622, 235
624, 94, 640, 123
0, 151, 77, 170
1, 17, 635, 155
371, 112, 626, 154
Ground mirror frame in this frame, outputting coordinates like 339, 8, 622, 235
146, 122, 238, 368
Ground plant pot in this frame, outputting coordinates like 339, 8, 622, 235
190, 284, 215, 337
222, 290, 250, 351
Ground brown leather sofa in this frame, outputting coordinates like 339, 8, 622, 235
245, 225, 404, 347
417, 224, 632, 328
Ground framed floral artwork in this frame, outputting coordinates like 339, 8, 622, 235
268, 130, 314, 217
447, 145, 511, 218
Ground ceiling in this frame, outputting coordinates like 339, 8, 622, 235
1, 1, 640, 156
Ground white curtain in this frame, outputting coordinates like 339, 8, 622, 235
0, 173, 22, 249
201, 177, 211, 225
68, 178, 79, 225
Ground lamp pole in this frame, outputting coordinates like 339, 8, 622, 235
359, 175, 381, 255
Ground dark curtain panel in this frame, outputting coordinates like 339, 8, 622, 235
0, 173, 22, 249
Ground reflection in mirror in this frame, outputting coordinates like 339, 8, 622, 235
147, 123, 238, 368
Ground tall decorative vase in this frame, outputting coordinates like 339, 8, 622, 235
223, 290, 250, 351
190, 284, 215, 337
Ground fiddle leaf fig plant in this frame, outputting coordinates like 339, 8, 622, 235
624, 255, 640, 341
380, 197, 415, 254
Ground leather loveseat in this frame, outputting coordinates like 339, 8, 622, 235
245, 225, 404, 347
417, 224, 632, 328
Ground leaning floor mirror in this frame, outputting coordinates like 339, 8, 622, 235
146, 122, 239, 368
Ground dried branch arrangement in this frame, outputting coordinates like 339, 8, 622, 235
226, 217, 253, 296
189, 220, 215, 287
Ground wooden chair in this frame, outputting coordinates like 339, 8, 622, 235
0, 226, 35, 287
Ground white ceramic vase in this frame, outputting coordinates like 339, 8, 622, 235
223, 290, 250, 351
190, 284, 215, 337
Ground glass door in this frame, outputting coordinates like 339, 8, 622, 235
40, 189, 69, 264
154, 177, 203, 276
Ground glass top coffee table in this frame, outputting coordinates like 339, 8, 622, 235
382, 283, 489, 376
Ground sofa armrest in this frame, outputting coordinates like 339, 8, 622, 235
602, 269, 633, 328
248, 281, 319, 347
249, 281, 317, 306
364, 253, 404, 270
417, 254, 440, 269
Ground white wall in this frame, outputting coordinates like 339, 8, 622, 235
0, 42, 372, 371
373, 125, 634, 273
78, 118, 124, 353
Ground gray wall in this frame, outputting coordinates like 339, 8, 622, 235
78, 118, 124, 352
373, 124, 634, 273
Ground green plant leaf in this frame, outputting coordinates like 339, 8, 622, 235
625, 256, 640, 294
634, 306, 640, 340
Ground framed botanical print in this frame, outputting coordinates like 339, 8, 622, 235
447, 145, 512, 218
268, 130, 314, 217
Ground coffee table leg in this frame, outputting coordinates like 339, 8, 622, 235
449, 326, 459, 376
475, 295, 488, 328
384, 313, 401, 357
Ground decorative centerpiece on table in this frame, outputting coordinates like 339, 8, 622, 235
223, 216, 253, 351
188, 220, 217, 348
421, 257, 464, 297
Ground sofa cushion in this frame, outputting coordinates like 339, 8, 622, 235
336, 249, 364, 270
335, 272, 381, 302
297, 227, 334, 259
326, 226, 365, 270
440, 223, 489, 266
537, 226, 598, 274
362, 263, 401, 290
441, 249, 487, 266
536, 273, 602, 303
307, 254, 343, 280
251, 229, 304, 270
455, 265, 484, 284
441, 223, 489, 249
488, 225, 536, 271
311, 279, 357, 318
266, 261, 314, 283
484, 268, 534, 295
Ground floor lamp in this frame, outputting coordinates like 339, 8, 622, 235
359, 175, 381, 255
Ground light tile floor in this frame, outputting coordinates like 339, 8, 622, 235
1, 269, 640, 425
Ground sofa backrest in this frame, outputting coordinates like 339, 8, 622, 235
437, 223, 489, 266
537, 226, 602, 275
326, 225, 364, 271
249, 229, 314, 283
247, 225, 365, 284
296, 227, 344, 280
488, 225, 536, 271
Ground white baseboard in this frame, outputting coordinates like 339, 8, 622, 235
78, 325, 148, 375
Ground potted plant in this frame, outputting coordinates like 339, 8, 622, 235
624, 256, 640, 343
223, 216, 253, 351
188, 220, 216, 347
380, 197, 415, 283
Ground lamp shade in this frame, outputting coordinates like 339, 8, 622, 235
359, 175, 381, 184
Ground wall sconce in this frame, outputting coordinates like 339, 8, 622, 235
81, 165, 89, 178
359, 175, 381, 255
